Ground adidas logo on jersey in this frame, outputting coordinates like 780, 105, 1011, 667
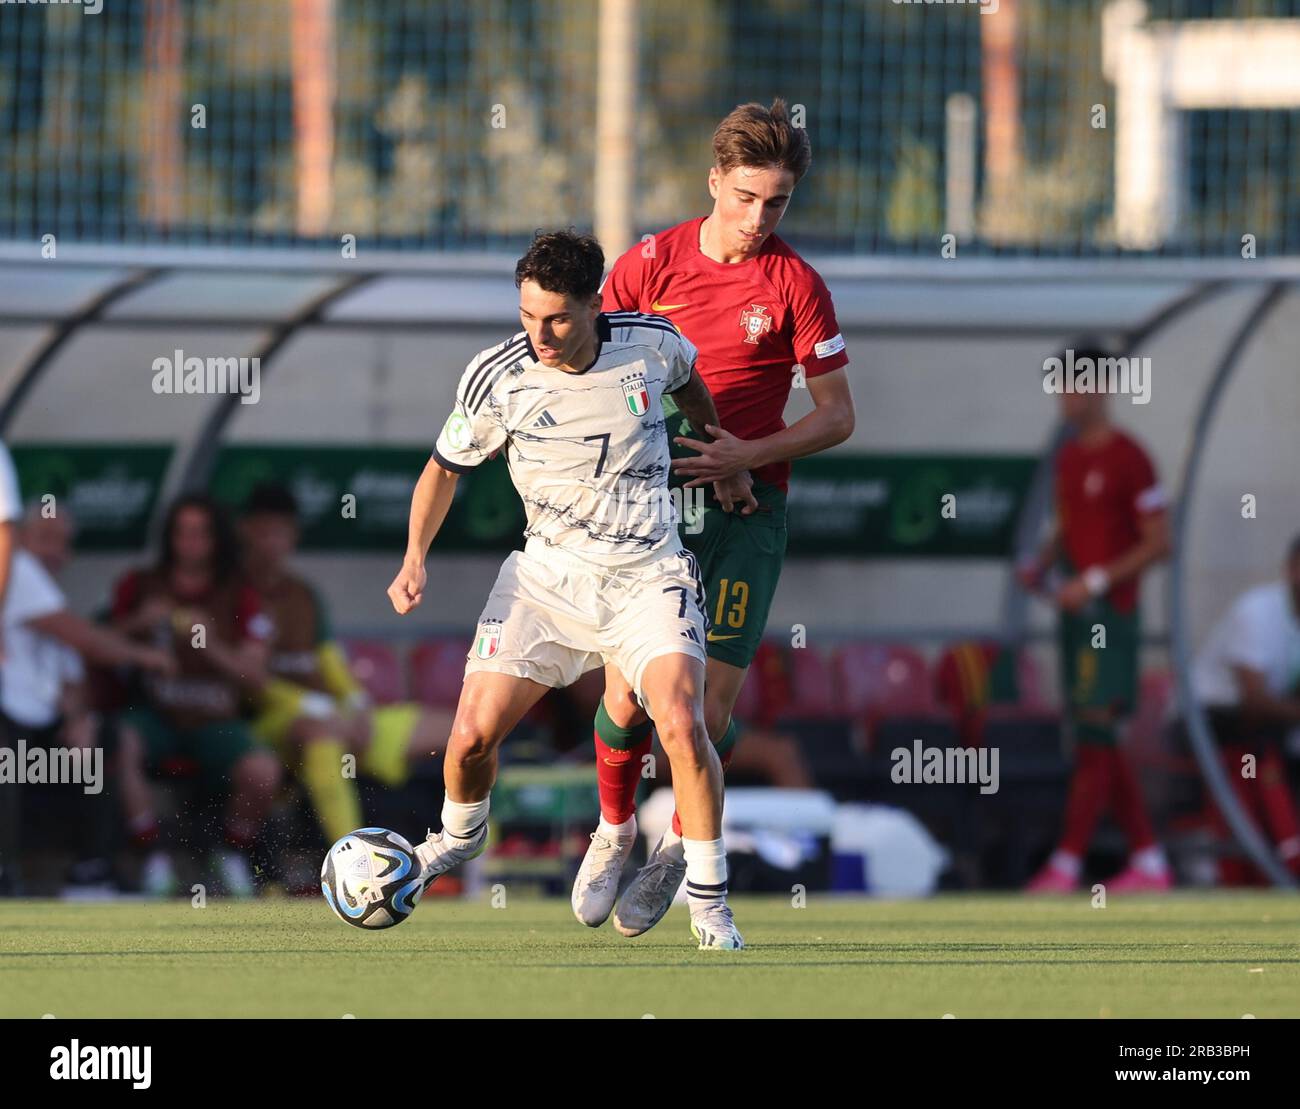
532, 410, 557, 428
679, 627, 701, 644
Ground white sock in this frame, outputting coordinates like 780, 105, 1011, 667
1049, 849, 1082, 879
441, 796, 489, 841
1131, 845, 1168, 875
598, 813, 636, 839
683, 837, 727, 912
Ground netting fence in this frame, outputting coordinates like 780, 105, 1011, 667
0, 0, 1298, 255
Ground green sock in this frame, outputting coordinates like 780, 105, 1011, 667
594, 699, 653, 751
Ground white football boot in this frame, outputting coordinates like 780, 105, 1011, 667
210, 849, 255, 898
689, 902, 745, 951
141, 850, 178, 898
415, 823, 489, 891
571, 822, 637, 927
612, 832, 687, 937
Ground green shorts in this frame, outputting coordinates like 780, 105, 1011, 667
1059, 596, 1139, 720
667, 401, 788, 670
122, 706, 263, 790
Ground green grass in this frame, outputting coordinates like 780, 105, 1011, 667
1, 892, 1298, 1018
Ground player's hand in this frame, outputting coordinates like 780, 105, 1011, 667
1055, 576, 1091, 612
672, 424, 756, 485
712, 471, 758, 514
388, 561, 426, 615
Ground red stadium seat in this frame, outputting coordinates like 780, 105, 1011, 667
741, 640, 842, 724
343, 639, 405, 704
785, 644, 840, 718
409, 638, 469, 708
834, 641, 934, 717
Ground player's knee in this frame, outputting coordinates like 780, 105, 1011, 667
446, 719, 498, 770
604, 688, 647, 730
653, 703, 709, 767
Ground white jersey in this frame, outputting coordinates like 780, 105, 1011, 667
1192, 581, 1300, 707
433, 312, 698, 567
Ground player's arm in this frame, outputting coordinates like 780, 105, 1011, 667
673, 366, 856, 484
668, 367, 758, 514
175, 593, 270, 691
389, 457, 459, 615
390, 349, 510, 615
1231, 665, 1300, 725
26, 609, 175, 673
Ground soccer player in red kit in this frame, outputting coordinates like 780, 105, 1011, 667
571, 100, 857, 935
1018, 343, 1173, 893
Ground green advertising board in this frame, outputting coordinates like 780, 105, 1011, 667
7, 443, 1037, 558
786, 454, 1037, 557
209, 445, 526, 552
9, 444, 173, 551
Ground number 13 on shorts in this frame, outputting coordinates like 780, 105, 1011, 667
714, 578, 750, 629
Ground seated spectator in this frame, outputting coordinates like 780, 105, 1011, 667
1189, 534, 1300, 881
238, 484, 452, 843
110, 494, 280, 897
0, 504, 174, 894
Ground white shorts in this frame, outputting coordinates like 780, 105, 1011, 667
463, 540, 709, 703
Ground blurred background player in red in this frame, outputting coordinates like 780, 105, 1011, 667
1019, 341, 1173, 893
572, 99, 856, 935
1189, 534, 1300, 882
110, 494, 280, 897
239, 483, 452, 844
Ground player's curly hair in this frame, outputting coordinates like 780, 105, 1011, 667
514, 229, 604, 300
713, 98, 811, 182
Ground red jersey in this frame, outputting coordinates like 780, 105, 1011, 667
112, 568, 270, 730
600, 217, 849, 490
1055, 429, 1167, 613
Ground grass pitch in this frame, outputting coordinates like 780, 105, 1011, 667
1, 892, 1297, 1018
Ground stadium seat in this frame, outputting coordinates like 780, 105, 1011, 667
409, 638, 469, 708
343, 640, 405, 704
785, 645, 840, 719
834, 642, 935, 717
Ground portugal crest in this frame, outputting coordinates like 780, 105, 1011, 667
740, 303, 772, 345
621, 374, 649, 416
474, 619, 502, 659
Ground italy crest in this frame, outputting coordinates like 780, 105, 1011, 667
621, 374, 649, 416
474, 620, 502, 659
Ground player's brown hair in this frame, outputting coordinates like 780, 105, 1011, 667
712, 99, 811, 182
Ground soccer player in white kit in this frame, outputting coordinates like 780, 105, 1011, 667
387, 230, 747, 949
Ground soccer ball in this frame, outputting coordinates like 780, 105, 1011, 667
321, 827, 425, 930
